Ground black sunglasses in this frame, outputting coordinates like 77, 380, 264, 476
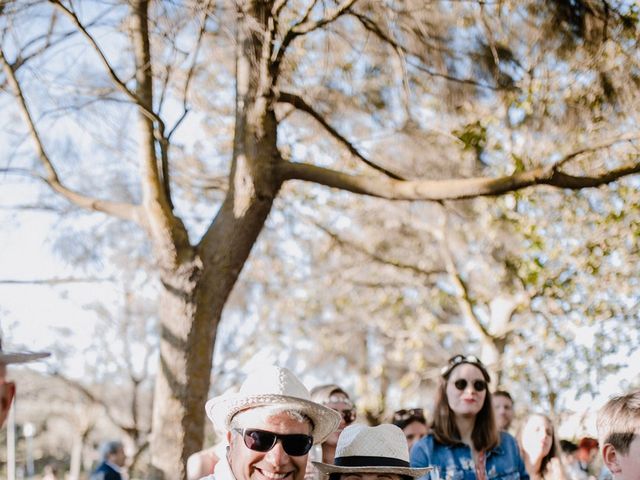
452, 378, 487, 392
393, 408, 424, 422
234, 428, 313, 456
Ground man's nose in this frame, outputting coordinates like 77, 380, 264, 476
265, 441, 290, 466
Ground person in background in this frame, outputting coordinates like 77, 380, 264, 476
493, 391, 514, 432
576, 437, 599, 479
310, 384, 358, 464
391, 408, 429, 451
313, 423, 431, 480
596, 390, 640, 480
187, 445, 222, 480
42, 463, 61, 480
199, 365, 341, 480
560, 439, 584, 480
518, 413, 568, 480
0, 338, 50, 428
90, 440, 127, 480
410, 354, 528, 479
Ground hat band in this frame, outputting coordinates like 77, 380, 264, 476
334, 456, 410, 468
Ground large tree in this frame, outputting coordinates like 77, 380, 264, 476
1, 1, 639, 478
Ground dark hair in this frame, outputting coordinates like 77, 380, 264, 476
493, 390, 513, 404
392, 408, 427, 431
518, 414, 564, 478
559, 439, 578, 454
431, 359, 499, 452
597, 390, 640, 455
99, 440, 124, 461
310, 384, 353, 406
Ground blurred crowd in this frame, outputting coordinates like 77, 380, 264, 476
2, 347, 638, 480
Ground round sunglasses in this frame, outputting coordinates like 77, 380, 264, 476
234, 428, 313, 456
452, 378, 487, 392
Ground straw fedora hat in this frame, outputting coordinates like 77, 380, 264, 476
0, 339, 50, 365
313, 424, 432, 477
205, 365, 341, 444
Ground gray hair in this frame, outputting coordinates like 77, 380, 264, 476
230, 406, 313, 432
99, 440, 124, 461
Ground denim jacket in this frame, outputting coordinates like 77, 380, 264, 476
410, 432, 529, 480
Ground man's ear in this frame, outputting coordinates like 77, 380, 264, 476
602, 444, 622, 474
226, 430, 233, 445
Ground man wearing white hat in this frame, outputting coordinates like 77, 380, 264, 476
200, 366, 342, 480
0, 339, 50, 428
313, 424, 432, 480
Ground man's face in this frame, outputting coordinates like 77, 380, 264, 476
493, 395, 514, 431
109, 447, 127, 467
402, 420, 428, 450
0, 364, 16, 428
227, 412, 312, 480
606, 434, 640, 480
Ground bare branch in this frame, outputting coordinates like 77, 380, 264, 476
351, 12, 517, 92
291, 0, 358, 35
554, 132, 640, 169
277, 91, 404, 180
312, 221, 445, 278
52, 372, 137, 435
277, 154, 640, 201
166, 0, 213, 140
438, 221, 492, 340
272, 0, 357, 78
47, 1, 164, 129
0, 50, 141, 222
272, 0, 291, 19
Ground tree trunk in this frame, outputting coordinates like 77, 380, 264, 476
147, 2, 280, 477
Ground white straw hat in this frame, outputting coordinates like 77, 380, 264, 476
313, 424, 432, 477
205, 366, 341, 444
0, 339, 50, 365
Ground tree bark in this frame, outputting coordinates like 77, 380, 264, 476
148, 2, 281, 478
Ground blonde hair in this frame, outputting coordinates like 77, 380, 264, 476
597, 390, 640, 454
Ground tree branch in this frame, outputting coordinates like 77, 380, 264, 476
277, 91, 404, 179
47, 1, 164, 129
52, 372, 137, 436
272, 0, 357, 79
0, 50, 141, 223
312, 221, 445, 278
554, 132, 640, 169
438, 225, 493, 340
350, 12, 518, 92
278, 152, 640, 201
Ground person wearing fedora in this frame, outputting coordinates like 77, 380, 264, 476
313, 423, 432, 480
200, 366, 342, 480
0, 338, 50, 428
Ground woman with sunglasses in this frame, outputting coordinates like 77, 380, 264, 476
392, 408, 429, 451
410, 355, 529, 479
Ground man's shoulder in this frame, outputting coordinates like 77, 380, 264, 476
90, 463, 121, 480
